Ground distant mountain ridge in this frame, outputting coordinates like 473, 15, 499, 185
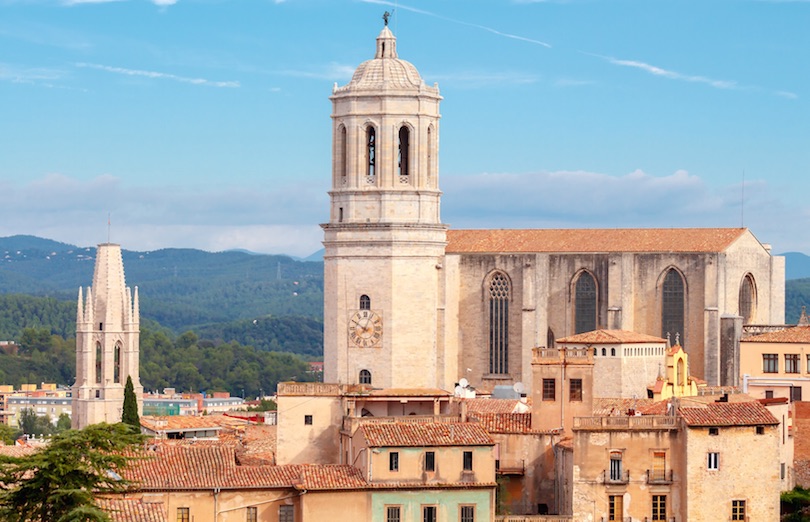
0, 235, 324, 333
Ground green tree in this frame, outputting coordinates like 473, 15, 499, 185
55, 413, 72, 433
0, 423, 145, 522
121, 375, 140, 429
18, 408, 52, 437
0, 424, 20, 445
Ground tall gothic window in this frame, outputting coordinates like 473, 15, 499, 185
739, 274, 756, 324
95, 341, 102, 383
114, 342, 121, 383
662, 269, 685, 343
359, 369, 372, 384
366, 126, 376, 179
574, 272, 597, 334
547, 328, 556, 349
398, 126, 410, 178
488, 272, 510, 374
359, 294, 371, 310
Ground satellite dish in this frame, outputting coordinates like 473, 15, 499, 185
459, 378, 469, 388
454, 385, 463, 396
513, 382, 525, 394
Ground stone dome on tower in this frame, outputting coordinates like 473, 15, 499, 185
334, 26, 437, 94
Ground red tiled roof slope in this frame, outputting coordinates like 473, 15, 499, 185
465, 399, 521, 414
97, 498, 166, 522
558, 329, 666, 344
296, 464, 367, 490
745, 326, 810, 343
679, 401, 779, 427
360, 422, 494, 447
446, 228, 748, 254
469, 413, 534, 434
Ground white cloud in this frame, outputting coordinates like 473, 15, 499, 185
3, 169, 808, 258
75, 62, 240, 88
276, 63, 356, 81
152, 0, 177, 5
593, 54, 737, 89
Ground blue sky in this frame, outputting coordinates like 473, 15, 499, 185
1, 0, 807, 257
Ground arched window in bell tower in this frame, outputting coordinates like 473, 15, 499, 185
398, 125, 410, 180
366, 126, 376, 180
661, 268, 685, 343
359, 294, 371, 310
427, 125, 434, 183
338, 124, 347, 183
114, 342, 121, 383
488, 272, 510, 375
95, 341, 102, 383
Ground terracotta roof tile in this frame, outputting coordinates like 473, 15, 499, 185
360, 422, 494, 447
465, 399, 521, 414
744, 326, 810, 343
558, 329, 666, 344
296, 465, 367, 490
140, 416, 223, 432
446, 228, 748, 254
679, 401, 779, 427
469, 413, 534, 434
97, 498, 166, 522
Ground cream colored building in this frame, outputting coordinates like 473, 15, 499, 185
741, 323, 810, 402
72, 243, 143, 428
322, 24, 785, 394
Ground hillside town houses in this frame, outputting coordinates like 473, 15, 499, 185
2, 19, 807, 522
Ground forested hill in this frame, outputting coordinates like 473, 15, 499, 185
0, 235, 323, 333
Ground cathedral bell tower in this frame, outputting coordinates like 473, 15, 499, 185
322, 22, 449, 389
72, 243, 143, 428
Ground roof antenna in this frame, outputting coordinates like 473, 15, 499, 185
740, 169, 745, 228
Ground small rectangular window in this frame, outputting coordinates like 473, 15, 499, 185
389, 451, 399, 472
177, 508, 190, 522
709, 427, 719, 436
460, 505, 475, 522
651, 494, 666, 521
731, 499, 746, 520
756, 426, 765, 435
246, 506, 257, 522
542, 378, 556, 401
304, 414, 313, 425
786, 354, 800, 374
463, 451, 473, 471
763, 353, 779, 373
765, 390, 774, 399
609, 451, 623, 481
425, 451, 435, 472
569, 378, 583, 401
423, 506, 437, 522
386, 506, 401, 522
792, 386, 803, 402
279, 505, 294, 522
708, 452, 719, 470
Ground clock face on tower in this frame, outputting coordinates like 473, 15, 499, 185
348, 310, 383, 348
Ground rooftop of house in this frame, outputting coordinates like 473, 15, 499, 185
359, 422, 494, 447
558, 329, 667, 344
97, 498, 166, 522
743, 325, 810, 344
467, 412, 537, 434
679, 401, 779, 427
140, 415, 224, 434
464, 398, 526, 414
445, 228, 749, 254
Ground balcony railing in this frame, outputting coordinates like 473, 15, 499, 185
574, 416, 678, 431
602, 469, 630, 484
341, 414, 461, 433
646, 469, 673, 484
642, 518, 676, 522
494, 515, 574, 522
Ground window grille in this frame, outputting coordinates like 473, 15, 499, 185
661, 269, 685, 343
488, 272, 510, 374
574, 272, 597, 334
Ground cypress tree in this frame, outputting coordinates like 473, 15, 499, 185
121, 375, 140, 428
